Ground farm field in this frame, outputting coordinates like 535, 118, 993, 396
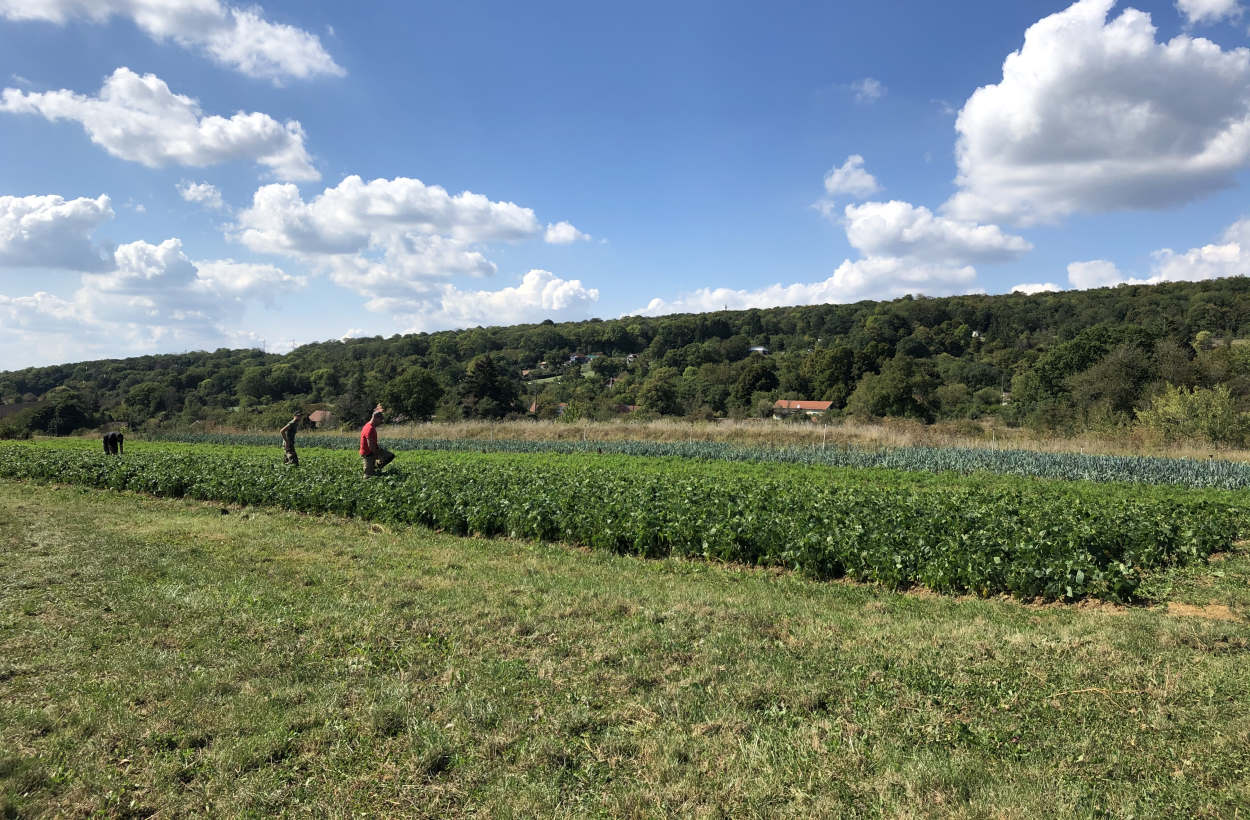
2, 439, 1246, 601
156, 429, 1250, 490
2, 482, 1248, 816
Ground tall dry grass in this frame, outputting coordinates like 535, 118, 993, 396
290, 416, 1250, 461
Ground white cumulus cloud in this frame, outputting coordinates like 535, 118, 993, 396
233, 175, 559, 300
1, 68, 319, 181
844, 201, 1032, 263
0, 0, 343, 83
1176, 0, 1242, 25
633, 257, 976, 316
1062, 217, 1250, 290
236, 175, 540, 255
79, 238, 209, 325
177, 181, 224, 210
0, 237, 305, 364
1067, 259, 1128, 289
544, 221, 591, 244
823, 155, 881, 199
852, 78, 885, 103
365, 269, 600, 331
193, 259, 305, 303
647, 162, 1025, 319
946, 0, 1250, 225
0, 290, 79, 330
1147, 217, 1250, 282
319, 237, 498, 299
0, 193, 114, 270
1011, 282, 1063, 295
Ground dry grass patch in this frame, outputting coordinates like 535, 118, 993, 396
198, 415, 1250, 461
1167, 603, 1243, 622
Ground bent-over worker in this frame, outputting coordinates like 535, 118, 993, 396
103, 431, 124, 455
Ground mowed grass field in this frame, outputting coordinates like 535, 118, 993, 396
2, 481, 1249, 817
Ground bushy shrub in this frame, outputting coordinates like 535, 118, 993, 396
0, 415, 33, 439
1137, 384, 1249, 446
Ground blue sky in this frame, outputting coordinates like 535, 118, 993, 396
2, 0, 1250, 367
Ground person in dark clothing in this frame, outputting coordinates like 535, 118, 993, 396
103, 431, 124, 455
280, 412, 302, 466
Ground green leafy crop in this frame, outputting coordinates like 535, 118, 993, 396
152, 432, 1250, 489
2, 439, 1240, 602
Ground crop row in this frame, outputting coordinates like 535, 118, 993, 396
152, 432, 1250, 490
3, 439, 1240, 602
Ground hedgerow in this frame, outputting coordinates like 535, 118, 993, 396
1, 439, 1239, 602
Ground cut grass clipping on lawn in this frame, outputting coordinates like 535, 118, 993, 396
1, 439, 1245, 601
1, 483, 1247, 816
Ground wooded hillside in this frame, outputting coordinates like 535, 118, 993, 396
3, 277, 1249, 441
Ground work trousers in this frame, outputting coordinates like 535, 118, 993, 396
362, 447, 395, 476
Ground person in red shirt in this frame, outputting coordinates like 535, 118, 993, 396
359, 410, 396, 477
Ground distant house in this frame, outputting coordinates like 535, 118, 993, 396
307, 409, 337, 428
749, 345, 770, 355
772, 399, 832, 419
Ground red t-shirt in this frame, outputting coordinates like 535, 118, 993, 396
359, 422, 377, 456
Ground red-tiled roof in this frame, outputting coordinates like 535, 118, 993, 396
773, 400, 833, 411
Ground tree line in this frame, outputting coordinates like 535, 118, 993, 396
3, 276, 1250, 442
